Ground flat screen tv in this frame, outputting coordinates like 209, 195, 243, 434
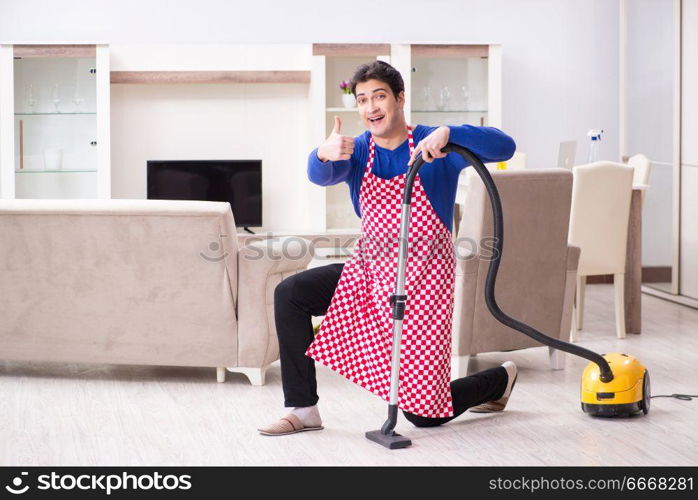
147, 160, 262, 228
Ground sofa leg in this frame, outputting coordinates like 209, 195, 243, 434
226, 366, 269, 386
570, 302, 579, 342
216, 367, 226, 383
575, 275, 586, 331
451, 355, 470, 380
548, 347, 565, 370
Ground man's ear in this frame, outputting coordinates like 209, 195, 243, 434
397, 90, 405, 106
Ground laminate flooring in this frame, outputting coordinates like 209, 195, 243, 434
1, 284, 697, 466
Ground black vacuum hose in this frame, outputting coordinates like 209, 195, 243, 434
405, 144, 614, 383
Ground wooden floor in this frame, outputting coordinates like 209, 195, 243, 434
2, 283, 697, 466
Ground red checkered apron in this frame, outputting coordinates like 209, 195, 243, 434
306, 126, 455, 418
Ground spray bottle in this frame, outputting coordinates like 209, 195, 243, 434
587, 129, 604, 163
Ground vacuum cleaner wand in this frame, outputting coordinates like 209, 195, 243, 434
365, 198, 413, 450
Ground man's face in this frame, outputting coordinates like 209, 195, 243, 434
355, 79, 405, 137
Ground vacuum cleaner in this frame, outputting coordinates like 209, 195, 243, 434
366, 143, 650, 450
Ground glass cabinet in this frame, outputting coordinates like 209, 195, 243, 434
0, 44, 110, 199
311, 43, 502, 232
321, 48, 392, 231
410, 45, 490, 128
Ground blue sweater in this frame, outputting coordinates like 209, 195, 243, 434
308, 124, 516, 232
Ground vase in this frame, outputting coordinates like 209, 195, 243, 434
341, 93, 356, 108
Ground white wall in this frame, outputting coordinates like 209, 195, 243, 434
110, 82, 310, 231
107, 44, 313, 231
0, 0, 621, 229
1, 0, 621, 162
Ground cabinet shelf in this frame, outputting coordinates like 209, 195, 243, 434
110, 70, 310, 84
15, 112, 97, 116
16, 169, 97, 173
412, 109, 488, 113
325, 108, 488, 113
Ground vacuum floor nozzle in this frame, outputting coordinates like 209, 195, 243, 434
365, 430, 412, 449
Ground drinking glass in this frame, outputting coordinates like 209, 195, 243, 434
461, 86, 470, 110
52, 84, 61, 113
421, 86, 431, 110
72, 87, 84, 111
26, 84, 37, 111
437, 86, 451, 111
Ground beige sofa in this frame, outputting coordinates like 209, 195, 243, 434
452, 168, 580, 376
0, 199, 311, 385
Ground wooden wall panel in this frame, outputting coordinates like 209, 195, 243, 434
14, 45, 96, 58
110, 70, 311, 84
411, 44, 488, 58
312, 44, 391, 56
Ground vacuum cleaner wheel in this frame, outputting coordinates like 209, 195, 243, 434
639, 370, 651, 415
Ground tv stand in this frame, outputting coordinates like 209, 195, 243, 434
243, 227, 255, 234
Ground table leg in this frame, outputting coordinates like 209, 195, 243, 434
624, 189, 642, 334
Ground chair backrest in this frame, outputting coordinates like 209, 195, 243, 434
558, 140, 577, 168
568, 162, 634, 276
628, 153, 651, 187
454, 168, 574, 353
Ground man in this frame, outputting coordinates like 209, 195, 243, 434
259, 61, 518, 436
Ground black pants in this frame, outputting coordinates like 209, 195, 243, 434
274, 263, 509, 427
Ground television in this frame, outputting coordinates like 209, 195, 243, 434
147, 160, 262, 228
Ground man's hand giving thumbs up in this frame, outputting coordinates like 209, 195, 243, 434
317, 116, 355, 162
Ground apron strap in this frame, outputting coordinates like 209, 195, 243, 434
366, 125, 415, 175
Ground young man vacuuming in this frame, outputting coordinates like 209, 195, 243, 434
260, 61, 518, 435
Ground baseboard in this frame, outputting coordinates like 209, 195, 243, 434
587, 266, 671, 284
642, 286, 698, 310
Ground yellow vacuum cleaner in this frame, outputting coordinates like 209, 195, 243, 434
581, 353, 650, 416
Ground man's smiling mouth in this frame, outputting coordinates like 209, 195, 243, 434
369, 115, 385, 125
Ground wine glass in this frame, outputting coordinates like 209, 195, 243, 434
72, 87, 84, 112
421, 86, 431, 111
25, 84, 36, 112
461, 86, 470, 110
437, 86, 451, 111
52, 84, 61, 113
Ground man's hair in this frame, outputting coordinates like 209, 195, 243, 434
350, 60, 404, 99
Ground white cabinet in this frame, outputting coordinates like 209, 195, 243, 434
0, 44, 111, 199
624, 0, 679, 294
624, 0, 698, 305
682, 0, 698, 166
680, 0, 698, 300
310, 43, 502, 232
680, 165, 698, 299
312, 45, 391, 232
407, 44, 496, 129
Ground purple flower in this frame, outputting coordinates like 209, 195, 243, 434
339, 80, 352, 94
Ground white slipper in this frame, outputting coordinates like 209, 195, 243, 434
258, 413, 324, 436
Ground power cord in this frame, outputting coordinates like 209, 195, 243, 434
650, 394, 698, 401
